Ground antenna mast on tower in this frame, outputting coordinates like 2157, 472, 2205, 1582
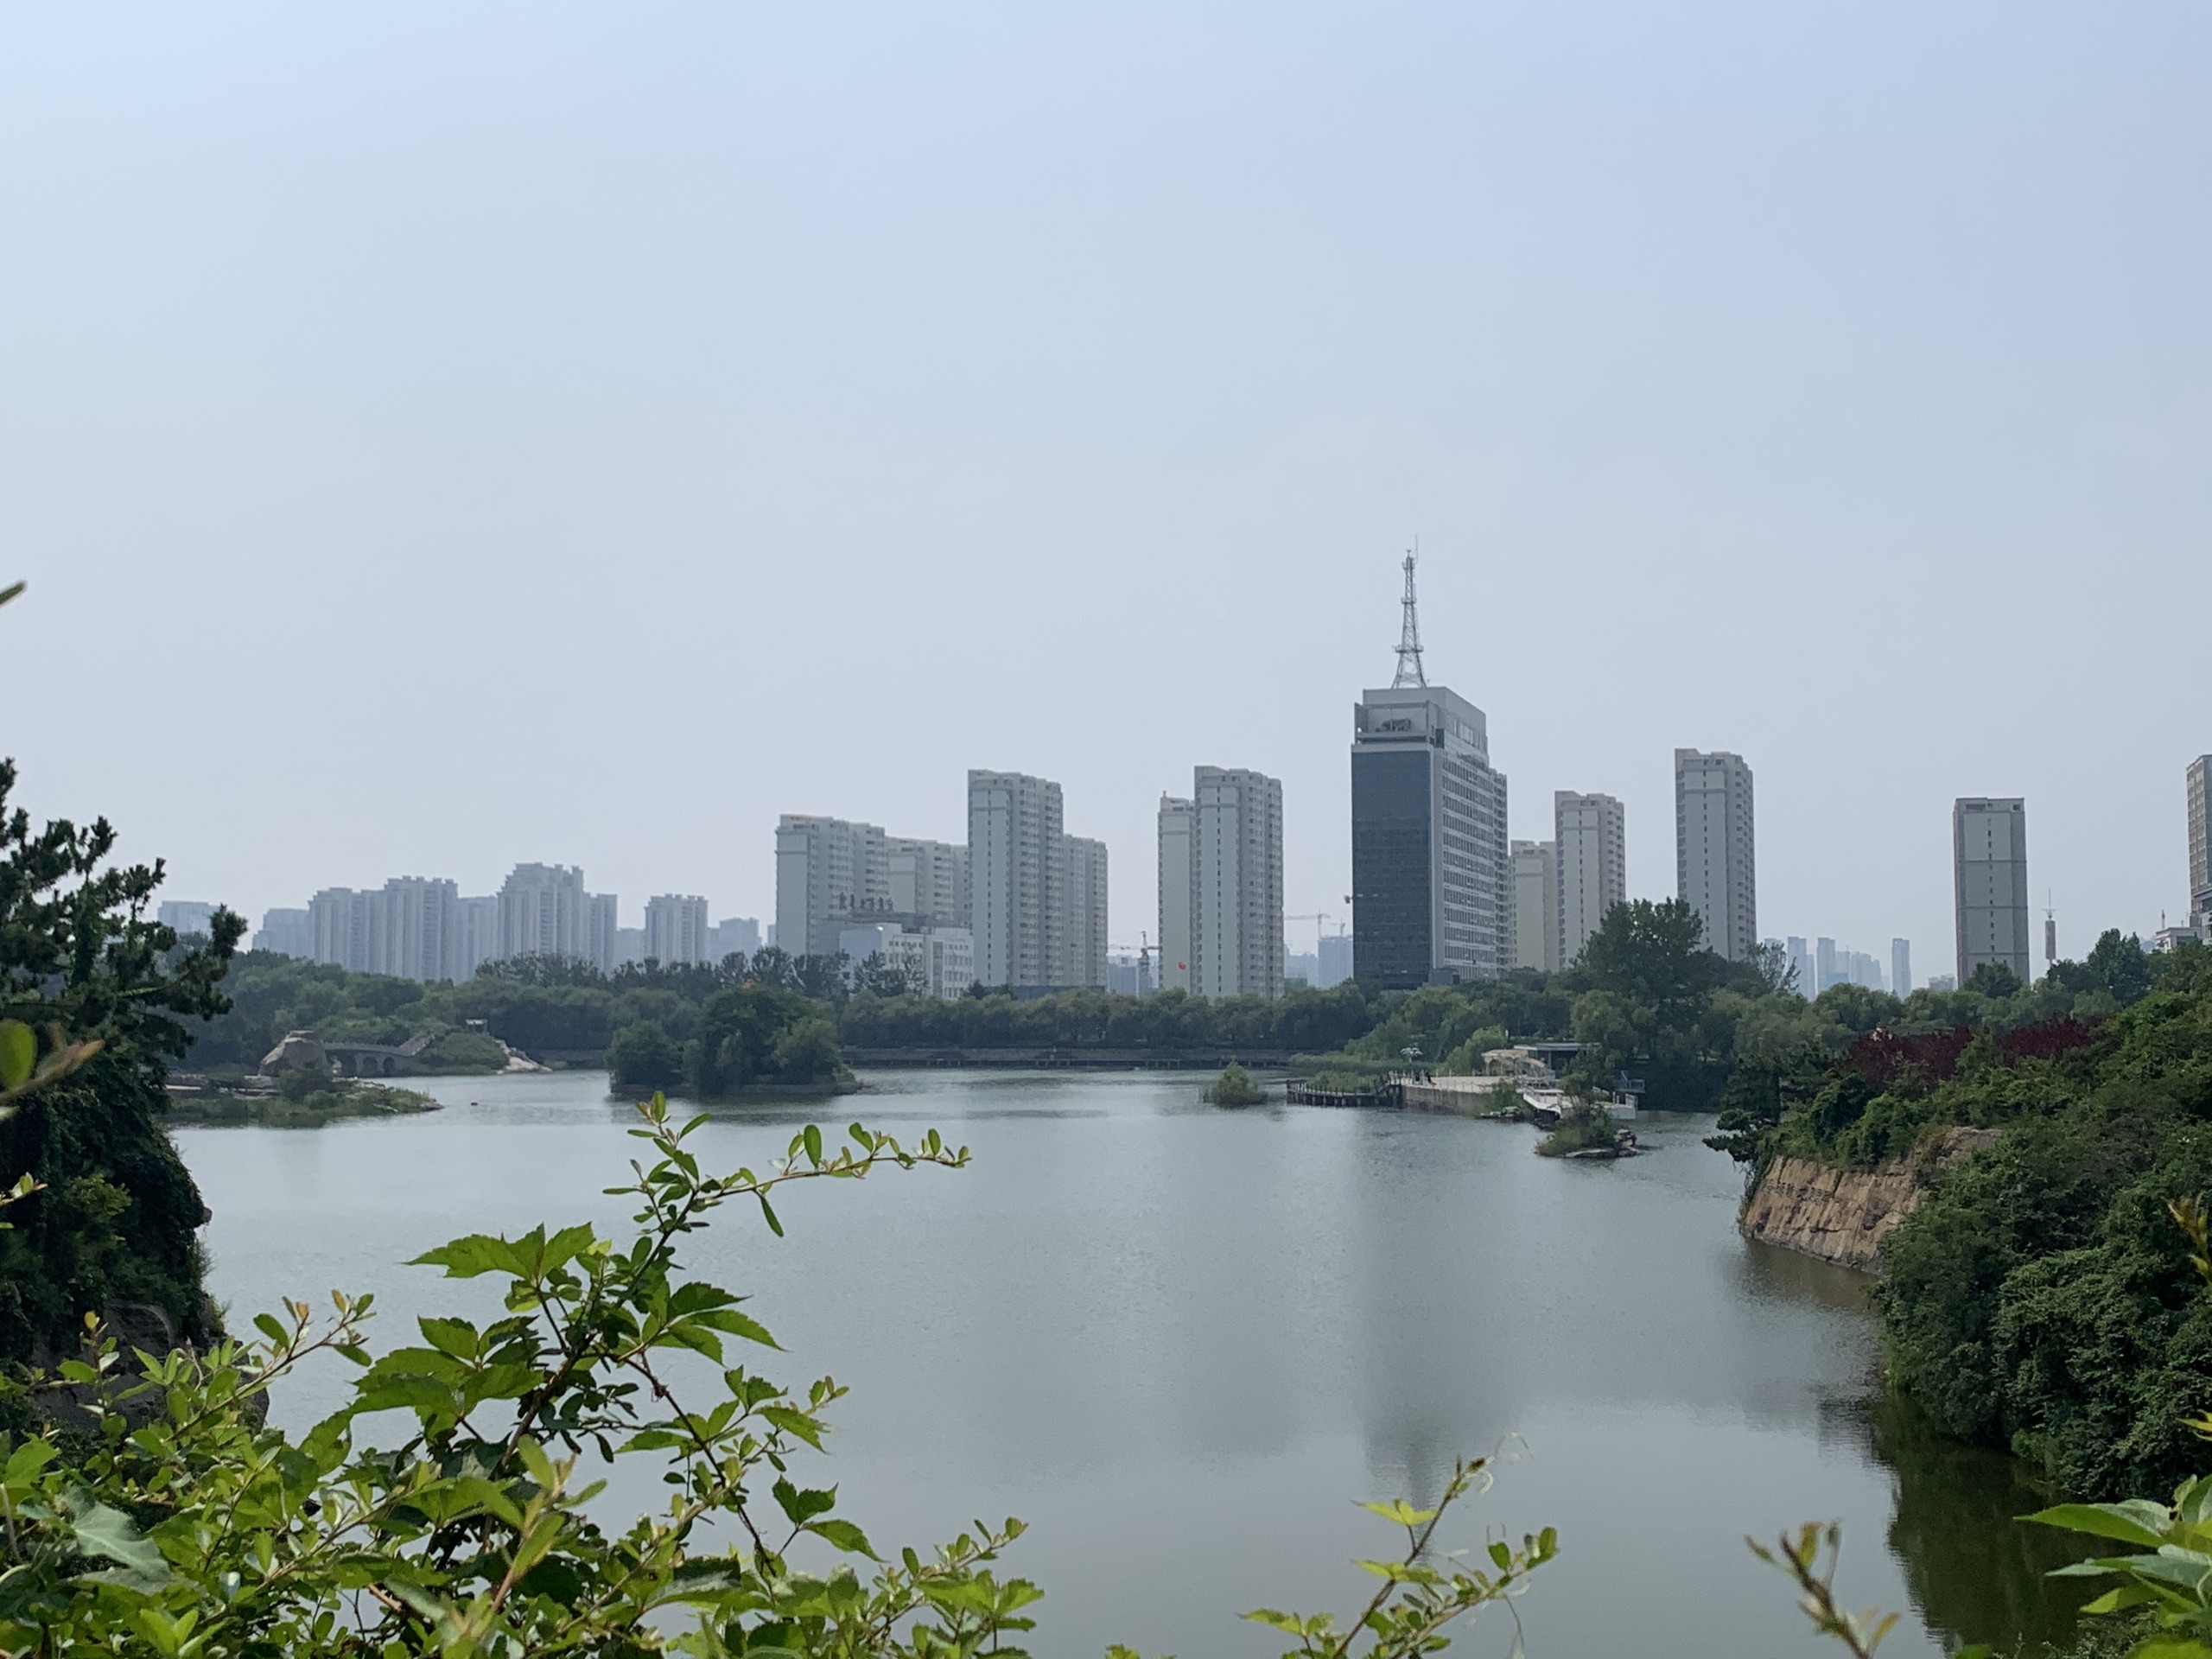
1391, 550, 1426, 688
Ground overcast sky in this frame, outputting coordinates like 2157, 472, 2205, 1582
4, 3, 2208, 979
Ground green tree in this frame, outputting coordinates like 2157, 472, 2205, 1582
0, 752, 243, 1357
608, 1019, 683, 1090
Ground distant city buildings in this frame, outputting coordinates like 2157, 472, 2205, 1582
1556, 791, 1626, 968
1928, 973, 1957, 992
775, 815, 971, 962
709, 917, 760, 962
644, 894, 712, 966
302, 878, 464, 982
1891, 938, 1911, 996
253, 906, 311, 958
968, 770, 1107, 991
1815, 938, 1888, 992
1510, 841, 1559, 974
839, 923, 975, 999
460, 894, 501, 977
2188, 756, 2210, 932
775, 816, 889, 961
1061, 836, 1109, 991
1188, 766, 1285, 1001
888, 838, 970, 930
1675, 749, 1756, 961
1786, 936, 1812, 995
1954, 798, 2031, 985
1316, 931, 1353, 989
588, 893, 620, 976
1108, 950, 1156, 997
499, 863, 590, 963
157, 900, 217, 938
1156, 795, 1193, 992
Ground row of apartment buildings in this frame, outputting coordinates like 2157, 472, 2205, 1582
773, 771, 1113, 999
232, 866, 760, 982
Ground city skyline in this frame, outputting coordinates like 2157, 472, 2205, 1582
10, 10, 2207, 975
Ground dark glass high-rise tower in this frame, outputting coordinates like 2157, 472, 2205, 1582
1350, 683, 1510, 988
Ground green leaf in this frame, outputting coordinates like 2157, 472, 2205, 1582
2026, 1503, 2172, 1549
804, 1123, 823, 1165
2080, 1584, 2160, 1615
807, 1518, 878, 1559
410, 1234, 524, 1279
65, 1490, 170, 1592
0, 1021, 33, 1090
773, 1478, 836, 1525
1358, 1498, 1436, 1527
416, 1318, 481, 1360
4, 1439, 57, 1489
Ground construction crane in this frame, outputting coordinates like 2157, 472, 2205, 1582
1284, 913, 1335, 958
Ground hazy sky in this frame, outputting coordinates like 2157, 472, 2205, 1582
5, 3, 2208, 978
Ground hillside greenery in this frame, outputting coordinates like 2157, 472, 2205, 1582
0, 751, 243, 1363
1713, 931, 2212, 1501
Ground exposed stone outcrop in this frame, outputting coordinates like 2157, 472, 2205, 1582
1738, 1126, 1999, 1273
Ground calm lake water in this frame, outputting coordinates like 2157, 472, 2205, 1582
173, 1071, 2088, 1658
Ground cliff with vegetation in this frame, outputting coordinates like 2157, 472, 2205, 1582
1738, 1128, 1998, 1271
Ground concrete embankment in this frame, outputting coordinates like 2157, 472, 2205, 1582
1738, 1126, 1999, 1273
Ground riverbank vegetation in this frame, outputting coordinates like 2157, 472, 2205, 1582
165, 1071, 441, 1127
1714, 933, 2212, 1501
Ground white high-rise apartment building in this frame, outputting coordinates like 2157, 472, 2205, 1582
1157, 796, 1194, 992
2189, 757, 2211, 931
709, 917, 761, 962
304, 879, 464, 981
499, 863, 590, 963
1787, 936, 1812, 996
378, 876, 462, 982
969, 772, 1062, 989
1059, 835, 1109, 991
1555, 791, 1626, 967
775, 816, 891, 960
588, 893, 620, 976
887, 838, 970, 929
254, 907, 311, 959
644, 894, 713, 966
1891, 938, 1912, 996
157, 900, 218, 938
1675, 750, 1757, 962
1189, 766, 1284, 1001
459, 895, 501, 977
1510, 841, 1558, 974
309, 888, 370, 972
1955, 798, 2030, 985
967, 771, 1106, 990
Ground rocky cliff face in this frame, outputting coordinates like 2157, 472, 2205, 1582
1738, 1127, 1999, 1273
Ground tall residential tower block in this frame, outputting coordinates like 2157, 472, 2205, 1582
1555, 791, 1626, 967
1675, 750, 1756, 961
1188, 766, 1285, 1001
1955, 797, 2030, 985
